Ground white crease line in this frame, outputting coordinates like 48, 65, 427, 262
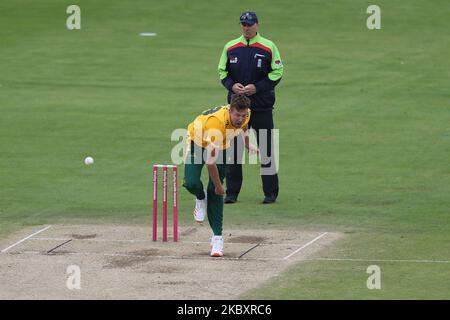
313, 258, 450, 264
32, 237, 172, 243
17, 250, 282, 262
6, 250, 450, 264
1, 226, 52, 253
283, 232, 328, 260
31, 237, 73, 241
30, 237, 309, 246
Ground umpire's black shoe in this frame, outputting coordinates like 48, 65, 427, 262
262, 195, 277, 204
224, 195, 237, 204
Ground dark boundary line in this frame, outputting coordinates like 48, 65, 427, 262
238, 243, 261, 259
46, 239, 72, 254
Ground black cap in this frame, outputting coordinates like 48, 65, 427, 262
239, 11, 258, 25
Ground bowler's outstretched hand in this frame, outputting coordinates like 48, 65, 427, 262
247, 143, 259, 155
215, 184, 225, 196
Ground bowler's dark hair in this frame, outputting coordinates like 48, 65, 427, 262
230, 94, 251, 111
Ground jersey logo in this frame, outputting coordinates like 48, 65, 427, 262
202, 106, 222, 115
230, 56, 238, 63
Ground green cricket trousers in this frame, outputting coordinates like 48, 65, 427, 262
183, 142, 226, 236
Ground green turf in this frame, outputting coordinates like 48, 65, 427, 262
1, 0, 449, 298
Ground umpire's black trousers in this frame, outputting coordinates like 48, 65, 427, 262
226, 110, 279, 199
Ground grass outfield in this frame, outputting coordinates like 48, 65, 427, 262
1, 0, 449, 298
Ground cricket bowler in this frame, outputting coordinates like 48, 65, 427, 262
183, 94, 257, 257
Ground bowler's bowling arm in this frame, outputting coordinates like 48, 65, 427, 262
241, 126, 259, 154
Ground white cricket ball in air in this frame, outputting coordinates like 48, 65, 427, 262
84, 156, 94, 165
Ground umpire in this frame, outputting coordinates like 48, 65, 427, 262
218, 11, 284, 204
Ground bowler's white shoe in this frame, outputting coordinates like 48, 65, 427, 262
210, 235, 224, 257
193, 193, 206, 222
